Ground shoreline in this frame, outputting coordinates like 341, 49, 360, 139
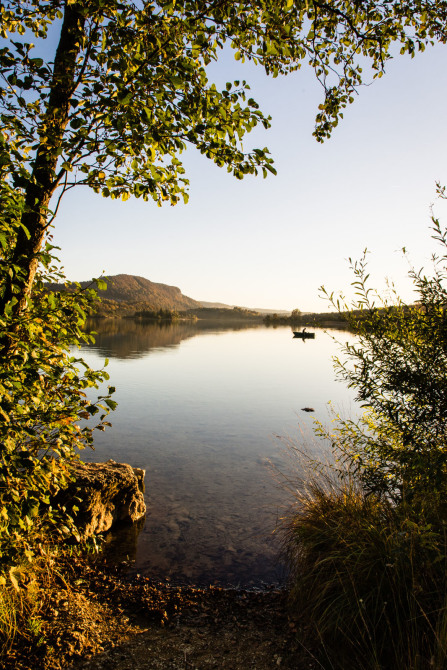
9, 554, 313, 670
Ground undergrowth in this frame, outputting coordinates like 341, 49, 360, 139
0, 539, 105, 670
1, 542, 74, 665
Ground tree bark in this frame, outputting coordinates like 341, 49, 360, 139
0, 2, 85, 317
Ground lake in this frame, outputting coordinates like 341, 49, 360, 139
77, 320, 358, 588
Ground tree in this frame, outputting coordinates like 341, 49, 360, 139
2, 0, 447, 320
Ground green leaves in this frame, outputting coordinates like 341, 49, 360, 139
1, 0, 447, 582
0, 183, 117, 576
321, 214, 447, 503
2, 0, 443, 223
94, 278, 108, 291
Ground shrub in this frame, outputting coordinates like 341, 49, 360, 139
320, 209, 447, 506
0, 183, 116, 652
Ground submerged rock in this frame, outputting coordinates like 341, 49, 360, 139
59, 459, 146, 537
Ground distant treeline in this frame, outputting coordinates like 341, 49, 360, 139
184, 306, 262, 321
264, 305, 419, 329
133, 308, 193, 322
264, 308, 348, 327
95, 304, 267, 323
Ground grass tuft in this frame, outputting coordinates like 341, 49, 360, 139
282, 466, 447, 670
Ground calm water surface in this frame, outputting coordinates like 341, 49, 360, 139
78, 320, 358, 587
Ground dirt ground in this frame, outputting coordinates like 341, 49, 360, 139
5, 558, 318, 670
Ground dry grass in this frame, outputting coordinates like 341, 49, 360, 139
281, 460, 447, 670
0, 550, 55, 659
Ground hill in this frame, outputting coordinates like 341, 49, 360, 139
46, 274, 288, 318
46, 274, 201, 317
97, 274, 201, 309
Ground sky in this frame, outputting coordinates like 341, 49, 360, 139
46, 33, 447, 312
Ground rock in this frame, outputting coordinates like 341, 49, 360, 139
58, 459, 146, 537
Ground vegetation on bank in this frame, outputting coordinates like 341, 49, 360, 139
264, 308, 349, 328
0, 183, 115, 662
284, 210, 447, 669
91, 302, 263, 321
184, 306, 263, 322
133, 307, 184, 321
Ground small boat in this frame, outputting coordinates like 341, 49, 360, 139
293, 330, 315, 339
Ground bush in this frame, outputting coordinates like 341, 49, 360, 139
0, 183, 116, 653
320, 212, 447, 506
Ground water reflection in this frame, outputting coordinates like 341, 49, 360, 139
102, 516, 146, 563
79, 320, 358, 587
86, 318, 263, 360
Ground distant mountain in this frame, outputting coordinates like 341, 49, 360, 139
199, 300, 235, 310
199, 300, 290, 316
46, 274, 288, 317
46, 274, 201, 314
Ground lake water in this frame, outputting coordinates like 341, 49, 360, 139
77, 320, 358, 588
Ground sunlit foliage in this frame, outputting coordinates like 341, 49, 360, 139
0, 180, 115, 586
2, 0, 447, 313
320, 200, 447, 505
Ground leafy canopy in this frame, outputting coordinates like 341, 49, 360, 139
1, 0, 446, 208
2, 0, 447, 587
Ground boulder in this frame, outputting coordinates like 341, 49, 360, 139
59, 459, 146, 537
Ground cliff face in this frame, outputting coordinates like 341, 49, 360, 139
47, 274, 201, 311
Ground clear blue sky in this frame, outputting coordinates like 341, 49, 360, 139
50, 40, 447, 312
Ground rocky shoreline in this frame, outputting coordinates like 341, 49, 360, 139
9, 555, 314, 670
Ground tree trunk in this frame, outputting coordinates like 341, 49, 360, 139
0, 2, 85, 318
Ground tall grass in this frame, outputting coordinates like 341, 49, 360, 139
283, 466, 447, 669
0, 571, 43, 658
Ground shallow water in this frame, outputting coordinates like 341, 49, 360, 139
77, 320, 357, 587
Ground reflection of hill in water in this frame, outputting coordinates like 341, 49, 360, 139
85, 319, 263, 359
